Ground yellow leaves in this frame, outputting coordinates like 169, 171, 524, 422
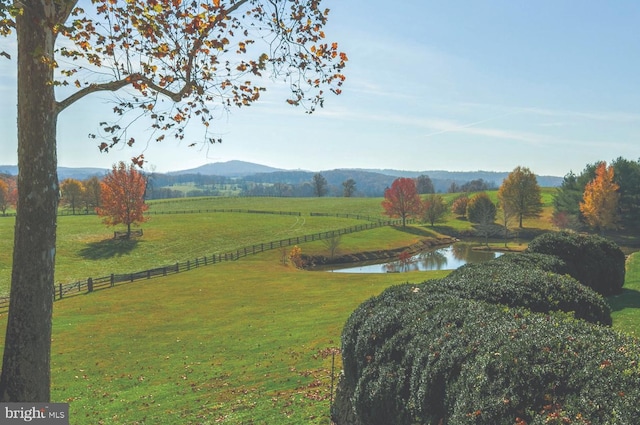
580, 162, 620, 231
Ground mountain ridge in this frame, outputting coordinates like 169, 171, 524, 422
1, 160, 564, 189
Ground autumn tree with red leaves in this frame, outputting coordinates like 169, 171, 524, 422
382, 178, 423, 227
1, 0, 348, 401
580, 162, 620, 233
97, 162, 149, 238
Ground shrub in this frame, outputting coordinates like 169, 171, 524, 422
525, 231, 626, 295
492, 252, 568, 274
335, 240, 626, 425
336, 292, 640, 425
439, 261, 611, 325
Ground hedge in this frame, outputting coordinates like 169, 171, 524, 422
441, 260, 611, 325
336, 294, 640, 425
334, 236, 630, 425
525, 231, 626, 296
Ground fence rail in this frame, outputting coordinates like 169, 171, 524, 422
0, 218, 410, 313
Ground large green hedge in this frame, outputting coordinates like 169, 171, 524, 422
336, 288, 638, 425
525, 231, 626, 296
441, 259, 611, 325
334, 236, 633, 425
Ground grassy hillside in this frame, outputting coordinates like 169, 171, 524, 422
0, 196, 396, 297
4, 251, 451, 424
0, 194, 638, 424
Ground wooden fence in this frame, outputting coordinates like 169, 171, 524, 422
0, 217, 410, 313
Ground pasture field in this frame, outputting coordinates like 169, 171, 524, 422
0, 195, 398, 297
0, 194, 639, 424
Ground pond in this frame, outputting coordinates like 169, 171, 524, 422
323, 243, 502, 273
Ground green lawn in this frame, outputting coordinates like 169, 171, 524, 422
609, 253, 640, 336
0, 206, 378, 296
0, 195, 639, 424
40, 252, 449, 424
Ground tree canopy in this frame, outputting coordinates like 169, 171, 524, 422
97, 162, 149, 237
580, 162, 620, 233
381, 177, 422, 227
0, 0, 346, 402
498, 166, 543, 228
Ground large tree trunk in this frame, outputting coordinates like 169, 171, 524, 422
0, 1, 59, 402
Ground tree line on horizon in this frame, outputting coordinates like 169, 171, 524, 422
139, 170, 497, 199
380, 156, 640, 237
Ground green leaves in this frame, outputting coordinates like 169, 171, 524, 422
49, 0, 346, 161
337, 238, 631, 425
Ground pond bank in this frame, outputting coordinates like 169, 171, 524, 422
302, 236, 458, 269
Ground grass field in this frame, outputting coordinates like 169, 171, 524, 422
0, 194, 639, 424
0, 196, 399, 297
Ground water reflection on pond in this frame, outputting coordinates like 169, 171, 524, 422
326, 244, 501, 273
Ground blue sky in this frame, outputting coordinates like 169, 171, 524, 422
1, 0, 639, 176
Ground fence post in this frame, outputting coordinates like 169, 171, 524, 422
110, 274, 115, 287
187, 260, 191, 270
59, 283, 63, 300
87, 277, 93, 293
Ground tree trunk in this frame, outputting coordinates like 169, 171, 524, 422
0, 2, 59, 402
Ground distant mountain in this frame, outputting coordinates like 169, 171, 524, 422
356, 168, 562, 188
168, 160, 285, 177
1, 161, 563, 193
0, 165, 107, 180
57, 167, 108, 180
0, 166, 18, 175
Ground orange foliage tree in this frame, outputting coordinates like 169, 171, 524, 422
97, 162, 149, 238
382, 178, 423, 227
580, 162, 620, 233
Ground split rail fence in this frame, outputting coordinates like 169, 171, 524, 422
0, 215, 409, 313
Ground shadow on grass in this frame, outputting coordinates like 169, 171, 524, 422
391, 225, 439, 238
608, 288, 640, 312
79, 238, 139, 260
